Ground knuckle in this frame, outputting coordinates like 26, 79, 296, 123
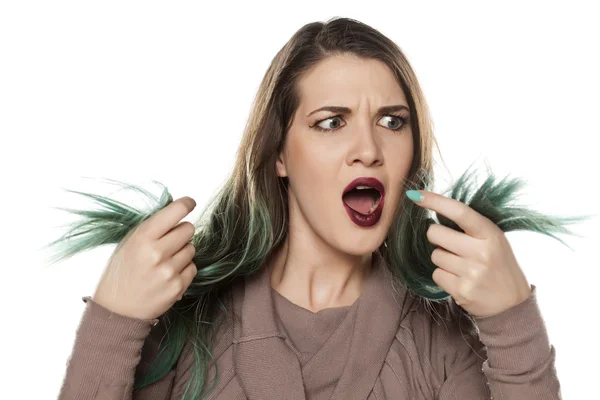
172, 279, 184, 294
183, 222, 195, 236
186, 243, 196, 258
189, 262, 198, 275
430, 248, 438, 262
458, 280, 473, 299
426, 224, 432, 237
466, 265, 479, 280
431, 248, 442, 264
426, 224, 438, 241
149, 248, 163, 266
458, 207, 470, 220
160, 265, 176, 281
477, 248, 490, 263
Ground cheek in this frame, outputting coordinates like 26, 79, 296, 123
387, 133, 414, 171
384, 138, 414, 207
285, 138, 341, 213
287, 135, 338, 181
284, 139, 317, 198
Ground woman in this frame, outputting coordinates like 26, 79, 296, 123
50, 17, 583, 399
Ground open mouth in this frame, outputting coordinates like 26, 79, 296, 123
342, 186, 382, 215
342, 177, 385, 227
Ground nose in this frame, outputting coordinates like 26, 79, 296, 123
345, 122, 383, 168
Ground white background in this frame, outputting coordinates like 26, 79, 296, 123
1, 1, 599, 398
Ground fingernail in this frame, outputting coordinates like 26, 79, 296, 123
406, 190, 423, 202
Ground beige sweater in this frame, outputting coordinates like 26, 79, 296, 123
58, 252, 561, 399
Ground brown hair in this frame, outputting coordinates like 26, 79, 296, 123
139, 16, 446, 399
46, 16, 587, 399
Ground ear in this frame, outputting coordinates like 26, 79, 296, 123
276, 150, 288, 178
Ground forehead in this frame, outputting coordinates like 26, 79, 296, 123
296, 54, 408, 112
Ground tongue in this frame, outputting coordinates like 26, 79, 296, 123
343, 191, 376, 214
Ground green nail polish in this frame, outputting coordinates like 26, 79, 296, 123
406, 190, 423, 202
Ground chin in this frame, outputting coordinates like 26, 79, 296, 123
337, 237, 384, 257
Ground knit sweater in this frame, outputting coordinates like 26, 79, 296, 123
58, 252, 561, 399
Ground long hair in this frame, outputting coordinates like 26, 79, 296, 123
41, 17, 594, 399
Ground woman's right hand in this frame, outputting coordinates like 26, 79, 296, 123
92, 196, 198, 321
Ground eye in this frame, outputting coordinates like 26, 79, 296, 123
313, 116, 344, 131
311, 114, 409, 133
379, 115, 408, 131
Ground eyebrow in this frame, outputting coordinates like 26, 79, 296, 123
306, 104, 410, 117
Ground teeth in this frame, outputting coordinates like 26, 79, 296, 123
355, 185, 372, 190
368, 197, 381, 213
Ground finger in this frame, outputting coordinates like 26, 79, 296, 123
432, 266, 459, 296
426, 223, 479, 258
178, 261, 198, 297
430, 247, 464, 277
143, 197, 196, 240
158, 221, 196, 258
407, 190, 494, 239
168, 242, 197, 274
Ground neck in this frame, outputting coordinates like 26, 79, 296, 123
268, 236, 373, 313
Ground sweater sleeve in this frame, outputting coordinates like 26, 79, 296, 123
437, 284, 563, 400
58, 296, 176, 399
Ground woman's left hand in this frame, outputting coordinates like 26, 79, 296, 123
408, 189, 533, 318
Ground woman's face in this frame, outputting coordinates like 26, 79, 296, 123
276, 53, 414, 256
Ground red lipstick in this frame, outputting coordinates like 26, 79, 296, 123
342, 177, 385, 227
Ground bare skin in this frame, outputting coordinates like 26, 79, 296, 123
273, 53, 414, 313
92, 197, 198, 320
